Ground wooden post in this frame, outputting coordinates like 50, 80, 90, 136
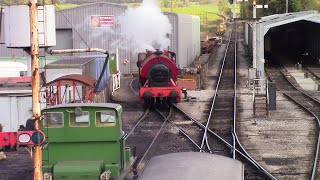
30, 0, 43, 179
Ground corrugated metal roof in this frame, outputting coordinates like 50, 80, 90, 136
45, 57, 95, 68
306, 14, 320, 24
252, 10, 320, 81
258, 11, 319, 28
45, 74, 95, 87
43, 102, 121, 110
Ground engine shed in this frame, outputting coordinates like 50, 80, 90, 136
245, 11, 320, 79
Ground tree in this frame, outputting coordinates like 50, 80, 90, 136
240, 0, 320, 18
218, 0, 230, 16
0, 0, 59, 5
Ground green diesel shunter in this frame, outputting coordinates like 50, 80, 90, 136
41, 103, 137, 180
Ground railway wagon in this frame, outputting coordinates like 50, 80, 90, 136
41, 103, 137, 180
216, 23, 226, 36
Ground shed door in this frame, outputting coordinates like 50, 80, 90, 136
51, 29, 73, 56
0, 96, 32, 132
0, 97, 11, 131
17, 96, 32, 129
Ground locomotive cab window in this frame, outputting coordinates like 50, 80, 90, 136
69, 111, 90, 127
43, 112, 64, 128
96, 110, 116, 127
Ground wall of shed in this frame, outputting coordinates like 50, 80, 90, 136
0, 96, 32, 132
54, 3, 131, 74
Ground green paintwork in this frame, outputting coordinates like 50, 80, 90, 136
54, 161, 103, 180
41, 103, 136, 179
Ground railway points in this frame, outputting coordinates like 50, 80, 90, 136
1, 2, 320, 180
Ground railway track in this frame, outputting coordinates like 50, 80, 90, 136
201, 22, 277, 179
266, 67, 320, 179
125, 22, 276, 179
125, 105, 203, 171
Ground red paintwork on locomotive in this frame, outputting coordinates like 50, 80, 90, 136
137, 50, 182, 104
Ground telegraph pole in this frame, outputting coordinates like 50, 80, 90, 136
286, 0, 288, 13
30, 0, 43, 179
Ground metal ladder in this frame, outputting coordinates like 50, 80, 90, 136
253, 79, 269, 117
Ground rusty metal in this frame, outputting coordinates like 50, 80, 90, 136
30, 0, 43, 179
45, 74, 96, 105
45, 74, 96, 87
50, 48, 108, 55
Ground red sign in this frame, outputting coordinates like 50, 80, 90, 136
91, 15, 114, 28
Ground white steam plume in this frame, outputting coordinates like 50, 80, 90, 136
117, 0, 172, 53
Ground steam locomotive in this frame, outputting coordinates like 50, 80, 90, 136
137, 49, 182, 106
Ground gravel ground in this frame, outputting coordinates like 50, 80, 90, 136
0, 149, 33, 180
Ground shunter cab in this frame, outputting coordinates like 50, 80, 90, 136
41, 103, 136, 180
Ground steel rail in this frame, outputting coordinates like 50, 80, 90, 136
233, 23, 277, 180
305, 66, 320, 81
232, 23, 237, 160
281, 93, 320, 180
124, 107, 150, 140
137, 107, 172, 170
266, 68, 320, 180
172, 105, 258, 165
172, 103, 277, 179
200, 24, 234, 152
130, 78, 140, 96
154, 107, 202, 151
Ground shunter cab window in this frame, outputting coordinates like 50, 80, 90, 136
69, 111, 90, 127
96, 110, 116, 127
43, 112, 64, 128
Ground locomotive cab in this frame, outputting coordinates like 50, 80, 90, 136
41, 103, 137, 180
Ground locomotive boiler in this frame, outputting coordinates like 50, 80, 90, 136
137, 49, 182, 106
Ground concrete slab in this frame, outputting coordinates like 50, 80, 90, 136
286, 68, 319, 90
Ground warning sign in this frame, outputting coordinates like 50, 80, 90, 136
91, 15, 114, 28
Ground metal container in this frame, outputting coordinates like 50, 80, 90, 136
82, 55, 110, 92
5, 5, 56, 48
0, 9, 5, 44
38, 5, 56, 47
192, 15, 201, 60
4, 6, 30, 47
177, 14, 193, 68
